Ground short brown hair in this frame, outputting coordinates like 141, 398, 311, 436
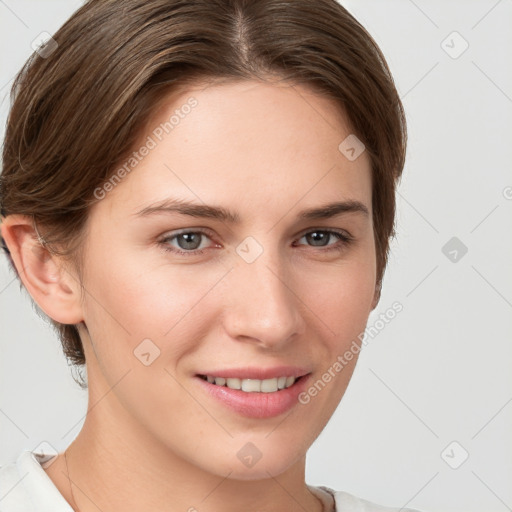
0, 0, 407, 387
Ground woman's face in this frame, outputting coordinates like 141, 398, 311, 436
75, 79, 377, 479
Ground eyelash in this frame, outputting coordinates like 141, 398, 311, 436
158, 228, 354, 257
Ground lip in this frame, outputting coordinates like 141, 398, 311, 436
195, 366, 311, 380
194, 372, 312, 419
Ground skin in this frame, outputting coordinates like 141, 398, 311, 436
2, 79, 379, 512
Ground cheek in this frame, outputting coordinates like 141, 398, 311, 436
301, 247, 376, 339
80, 246, 227, 366
82, 231, 376, 354
295, 255, 375, 426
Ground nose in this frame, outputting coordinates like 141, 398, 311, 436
221, 247, 306, 350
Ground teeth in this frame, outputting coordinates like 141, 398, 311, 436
285, 376, 295, 388
226, 377, 241, 389
203, 375, 297, 392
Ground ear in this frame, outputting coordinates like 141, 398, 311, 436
370, 282, 381, 311
0, 214, 85, 325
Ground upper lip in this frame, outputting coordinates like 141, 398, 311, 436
196, 366, 311, 380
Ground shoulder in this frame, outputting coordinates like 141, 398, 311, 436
0, 450, 72, 512
0, 451, 36, 512
316, 485, 424, 512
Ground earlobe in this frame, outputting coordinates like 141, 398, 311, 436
0, 214, 84, 325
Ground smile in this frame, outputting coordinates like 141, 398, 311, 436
198, 375, 296, 392
195, 372, 311, 418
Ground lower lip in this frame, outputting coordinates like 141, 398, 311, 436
195, 374, 311, 419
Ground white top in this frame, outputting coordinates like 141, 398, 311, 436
0, 451, 422, 512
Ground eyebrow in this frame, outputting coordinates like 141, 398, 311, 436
133, 198, 369, 222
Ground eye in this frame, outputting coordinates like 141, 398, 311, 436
294, 229, 354, 252
158, 228, 354, 257
159, 229, 215, 256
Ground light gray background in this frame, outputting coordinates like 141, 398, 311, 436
1, 1, 511, 511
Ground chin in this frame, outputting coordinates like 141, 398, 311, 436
223, 460, 296, 481
195, 442, 304, 481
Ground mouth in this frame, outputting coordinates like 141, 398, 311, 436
194, 372, 312, 418
197, 374, 307, 393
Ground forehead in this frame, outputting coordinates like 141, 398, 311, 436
95, 79, 371, 220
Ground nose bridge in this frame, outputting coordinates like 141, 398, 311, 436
222, 239, 304, 346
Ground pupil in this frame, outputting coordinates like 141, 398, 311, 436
179, 233, 201, 250
307, 231, 328, 247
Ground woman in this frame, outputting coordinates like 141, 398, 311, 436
0, 0, 415, 511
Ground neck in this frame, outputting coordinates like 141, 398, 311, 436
50, 388, 325, 512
